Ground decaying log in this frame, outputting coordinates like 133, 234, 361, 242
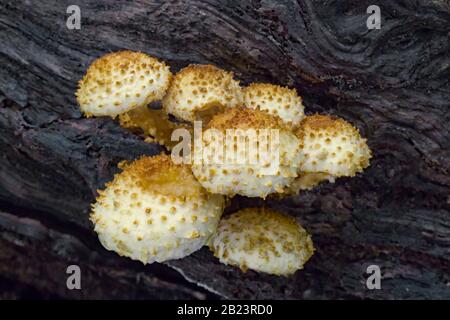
0, 0, 449, 299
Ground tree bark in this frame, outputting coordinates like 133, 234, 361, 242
0, 0, 449, 299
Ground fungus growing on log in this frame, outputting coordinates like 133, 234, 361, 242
163, 64, 242, 122
77, 51, 372, 276
191, 107, 302, 198
290, 114, 371, 191
209, 207, 314, 276
90, 154, 225, 264
76, 51, 172, 118
243, 83, 305, 127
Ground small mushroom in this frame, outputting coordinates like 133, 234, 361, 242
291, 114, 371, 191
162, 64, 242, 123
243, 83, 305, 127
76, 50, 172, 118
209, 207, 314, 276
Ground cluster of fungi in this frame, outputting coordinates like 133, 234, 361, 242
77, 50, 371, 276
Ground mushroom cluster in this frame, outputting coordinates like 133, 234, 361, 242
77, 50, 371, 276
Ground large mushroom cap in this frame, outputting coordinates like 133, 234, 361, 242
244, 83, 305, 127
191, 107, 302, 198
296, 114, 371, 178
162, 64, 242, 122
76, 50, 172, 118
90, 154, 225, 264
210, 207, 314, 276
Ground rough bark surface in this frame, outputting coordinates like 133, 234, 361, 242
0, 0, 449, 299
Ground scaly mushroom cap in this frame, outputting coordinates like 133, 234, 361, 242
209, 207, 314, 276
76, 51, 172, 118
162, 64, 242, 122
90, 154, 225, 264
191, 107, 302, 198
296, 114, 371, 178
244, 83, 305, 127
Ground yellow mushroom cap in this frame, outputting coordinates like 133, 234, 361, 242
296, 114, 371, 178
76, 50, 172, 118
191, 107, 302, 198
162, 64, 242, 122
90, 154, 225, 264
209, 207, 314, 276
244, 83, 305, 127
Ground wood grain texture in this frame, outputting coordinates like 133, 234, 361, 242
0, 0, 449, 299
